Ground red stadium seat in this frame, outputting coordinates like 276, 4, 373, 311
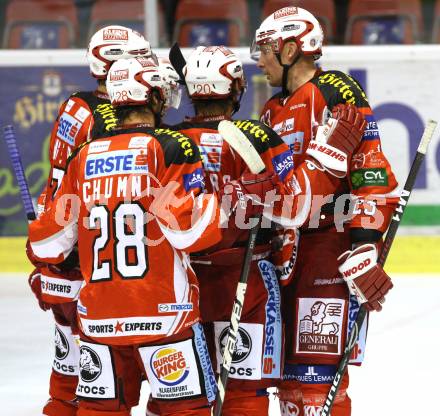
88, 0, 167, 46
173, 0, 249, 47
345, 0, 423, 45
432, 0, 440, 43
3, 0, 77, 48
262, 0, 336, 43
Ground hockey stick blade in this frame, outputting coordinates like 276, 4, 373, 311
218, 120, 266, 174
169, 42, 186, 84
3, 125, 36, 221
321, 119, 437, 416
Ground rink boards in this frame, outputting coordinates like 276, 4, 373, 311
1, 235, 439, 274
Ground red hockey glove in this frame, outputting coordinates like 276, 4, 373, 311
307, 103, 366, 177
338, 243, 393, 312
28, 268, 51, 311
218, 172, 279, 222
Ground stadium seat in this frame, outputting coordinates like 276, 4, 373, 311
262, 0, 336, 43
88, 0, 167, 46
173, 0, 249, 47
432, 0, 440, 43
3, 0, 77, 48
345, 0, 423, 45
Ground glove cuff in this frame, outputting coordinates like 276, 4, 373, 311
306, 141, 347, 173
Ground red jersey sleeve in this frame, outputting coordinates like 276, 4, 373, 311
150, 128, 222, 253
29, 148, 81, 263
42, 95, 94, 206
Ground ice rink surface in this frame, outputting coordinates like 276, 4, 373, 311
1, 274, 439, 416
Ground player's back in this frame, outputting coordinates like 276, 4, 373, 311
175, 119, 246, 193
70, 126, 220, 345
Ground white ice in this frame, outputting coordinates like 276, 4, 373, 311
1, 274, 439, 416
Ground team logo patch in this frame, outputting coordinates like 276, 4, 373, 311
109, 69, 129, 81
273, 118, 294, 134
103, 28, 128, 41
362, 115, 380, 140
296, 298, 345, 356
79, 345, 102, 382
200, 132, 223, 146
158, 303, 193, 313
57, 113, 82, 146
183, 168, 205, 191
150, 347, 190, 386
219, 327, 252, 363
85, 149, 148, 179
272, 150, 294, 181
283, 131, 304, 154
75, 107, 91, 123
129, 136, 151, 148
55, 326, 69, 360
274, 7, 298, 19
199, 145, 222, 172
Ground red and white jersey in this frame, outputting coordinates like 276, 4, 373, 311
260, 69, 399, 238
43, 90, 116, 205
175, 116, 341, 284
29, 126, 221, 345
34, 90, 117, 303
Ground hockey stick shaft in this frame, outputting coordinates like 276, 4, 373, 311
3, 125, 36, 221
213, 216, 261, 416
214, 121, 266, 415
321, 119, 437, 416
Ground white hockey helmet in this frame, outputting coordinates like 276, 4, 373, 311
87, 25, 156, 79
183, 46, 246, 100
106, 57, 168, 108
157, 57, 182, 110
252, 7, 323, 60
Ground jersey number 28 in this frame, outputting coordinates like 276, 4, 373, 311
89, 203, 148, 281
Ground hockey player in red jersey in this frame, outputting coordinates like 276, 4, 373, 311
26, 26, 155, 416
154, 45, 369, 416
252, 6, 398, 416
27, 55, 284, 416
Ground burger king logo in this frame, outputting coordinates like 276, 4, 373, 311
150, 347, 189, 386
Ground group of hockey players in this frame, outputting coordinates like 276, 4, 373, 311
25, 6, 399, 416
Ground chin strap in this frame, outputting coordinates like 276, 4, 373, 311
276, 51, 301, 97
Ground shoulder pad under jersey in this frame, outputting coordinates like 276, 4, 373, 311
70, 91, 115, 139
233, 119, 284, 154
310, 70, 370, 110
91, 103, 118, 138
153, 127, 201, 167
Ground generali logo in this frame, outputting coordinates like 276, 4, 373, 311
274, 7, 298, 19
296, 299, 344, 355
103, 28, 129, 41
109, 69, 129, 81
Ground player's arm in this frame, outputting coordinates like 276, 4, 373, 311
28, 151, 81, 264
315, 71, 396, 310
314, 71, 399, 243
44, 95, 94, 204
348, 109, 399, 244
151, 129, 222, 253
